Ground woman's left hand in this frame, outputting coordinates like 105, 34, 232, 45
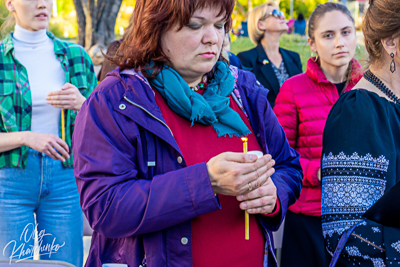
46, 83, 86, 111
236, 175, 277, 214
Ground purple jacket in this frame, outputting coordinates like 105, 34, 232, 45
73, 67, 302, 267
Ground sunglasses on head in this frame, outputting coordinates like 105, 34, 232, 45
261, 9, 285, 20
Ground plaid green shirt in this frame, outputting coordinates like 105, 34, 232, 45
0, 32, 97, 169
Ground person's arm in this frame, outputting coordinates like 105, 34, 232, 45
321, 90, 395, 255
258, 96, 303, 230
275, 79, 319, 187
0, 132, 25, 153
73, 88, 274, 239
46, 47, 97, 112
274, 80, 298, 148
295, 52, 303, 72
237, 52, 252, 69
0, 132, 69, 161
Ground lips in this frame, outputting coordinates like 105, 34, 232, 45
199, 52, 216, 59
200, 52, 216, 55
334, 51, 348, 56
36, 12, 48, 18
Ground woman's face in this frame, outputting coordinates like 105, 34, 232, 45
309, 11, 357, 69
160, 7, 226, 84
5, 0, 52, 31
258, 6, 288, 33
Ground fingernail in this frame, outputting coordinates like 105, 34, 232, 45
241, 203, 247, 209
249, 154, 257, 161
237, 195, 243, 201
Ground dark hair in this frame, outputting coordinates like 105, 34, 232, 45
363, 0, 400, 65
297, 13, 304, 21
308, 3, 354, 42
110, 0, 234, 78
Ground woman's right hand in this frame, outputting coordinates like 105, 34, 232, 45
22, 132, 70, 162
207, 152, 275, 196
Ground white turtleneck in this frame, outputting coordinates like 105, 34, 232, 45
13, 24, 65, 136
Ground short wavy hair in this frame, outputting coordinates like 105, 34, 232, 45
247, 2, 278, 45
111, 0, 235, 78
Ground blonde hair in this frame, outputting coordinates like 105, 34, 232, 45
247, 2, 277, 45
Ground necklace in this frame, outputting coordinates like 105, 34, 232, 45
363, 69, 400, 104
190, 76, 208, 92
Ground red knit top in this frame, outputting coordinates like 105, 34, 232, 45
154, 87, 278, 267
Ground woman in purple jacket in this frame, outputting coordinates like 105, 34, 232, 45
73, 0, 302, 266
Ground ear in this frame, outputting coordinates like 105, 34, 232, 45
5, 0, 14, 12
257, 20, 266, 31
381, 36, 398, 57
308, 37, 317, 54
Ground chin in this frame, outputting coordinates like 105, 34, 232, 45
34, 22, 50, 31
334, 57, 352, 67
197, 61, 218, 74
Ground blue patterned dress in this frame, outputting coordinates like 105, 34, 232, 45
321, 89, 400, 267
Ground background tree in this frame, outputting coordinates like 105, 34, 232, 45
280, 0, 327, 19
72, 0, 124, 49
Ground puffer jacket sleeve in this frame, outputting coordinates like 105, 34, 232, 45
73, 88, 220, 239
274, 78, 320, 187
274, 79, 298, 148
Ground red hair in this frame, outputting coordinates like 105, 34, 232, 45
110, 0, 234, 78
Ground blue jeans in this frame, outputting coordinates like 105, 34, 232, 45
0, 149, 83, 266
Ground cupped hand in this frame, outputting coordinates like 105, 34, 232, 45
206, 152, 275, 196
46, 83, 86, 111
236, 175, 277, 214
23, 132, 70, 162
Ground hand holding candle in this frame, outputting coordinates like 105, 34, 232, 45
237, 154, 277, 216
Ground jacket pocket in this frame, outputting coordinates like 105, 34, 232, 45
0, 83, 18, 132
70, 74, 88, 95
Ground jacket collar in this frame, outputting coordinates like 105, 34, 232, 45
306, 57, 363, 92
255, 43, 280, 95
108, 68, 183, 155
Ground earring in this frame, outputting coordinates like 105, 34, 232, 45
313, 54, 319, 63
311, 51, 318, 62
390, 53, 396, 73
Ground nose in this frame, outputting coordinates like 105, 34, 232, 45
335, 35, 345, 49
202, 25, 219, 45
37, 0, 47, 8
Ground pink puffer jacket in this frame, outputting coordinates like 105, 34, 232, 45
274, 58, 363, 216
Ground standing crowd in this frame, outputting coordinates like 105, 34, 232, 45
0, 0, 399, 266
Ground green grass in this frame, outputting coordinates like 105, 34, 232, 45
231, 34, 368, 72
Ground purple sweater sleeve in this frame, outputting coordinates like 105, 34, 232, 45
73, 91, 220, 239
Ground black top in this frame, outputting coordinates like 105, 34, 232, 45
321, 89, 400, 266
334, 81, 346, 96
237, 43, 303, 108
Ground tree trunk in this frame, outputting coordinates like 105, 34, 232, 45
72, 0, 86, 47
247, 0, 253, 14
73, 0, 123, 50
235, 0, 247, 17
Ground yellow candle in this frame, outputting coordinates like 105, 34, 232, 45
61, 109, 65, 141
241, 137, 249, 240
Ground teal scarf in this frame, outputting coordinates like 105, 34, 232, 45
148, 61, 251, 137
